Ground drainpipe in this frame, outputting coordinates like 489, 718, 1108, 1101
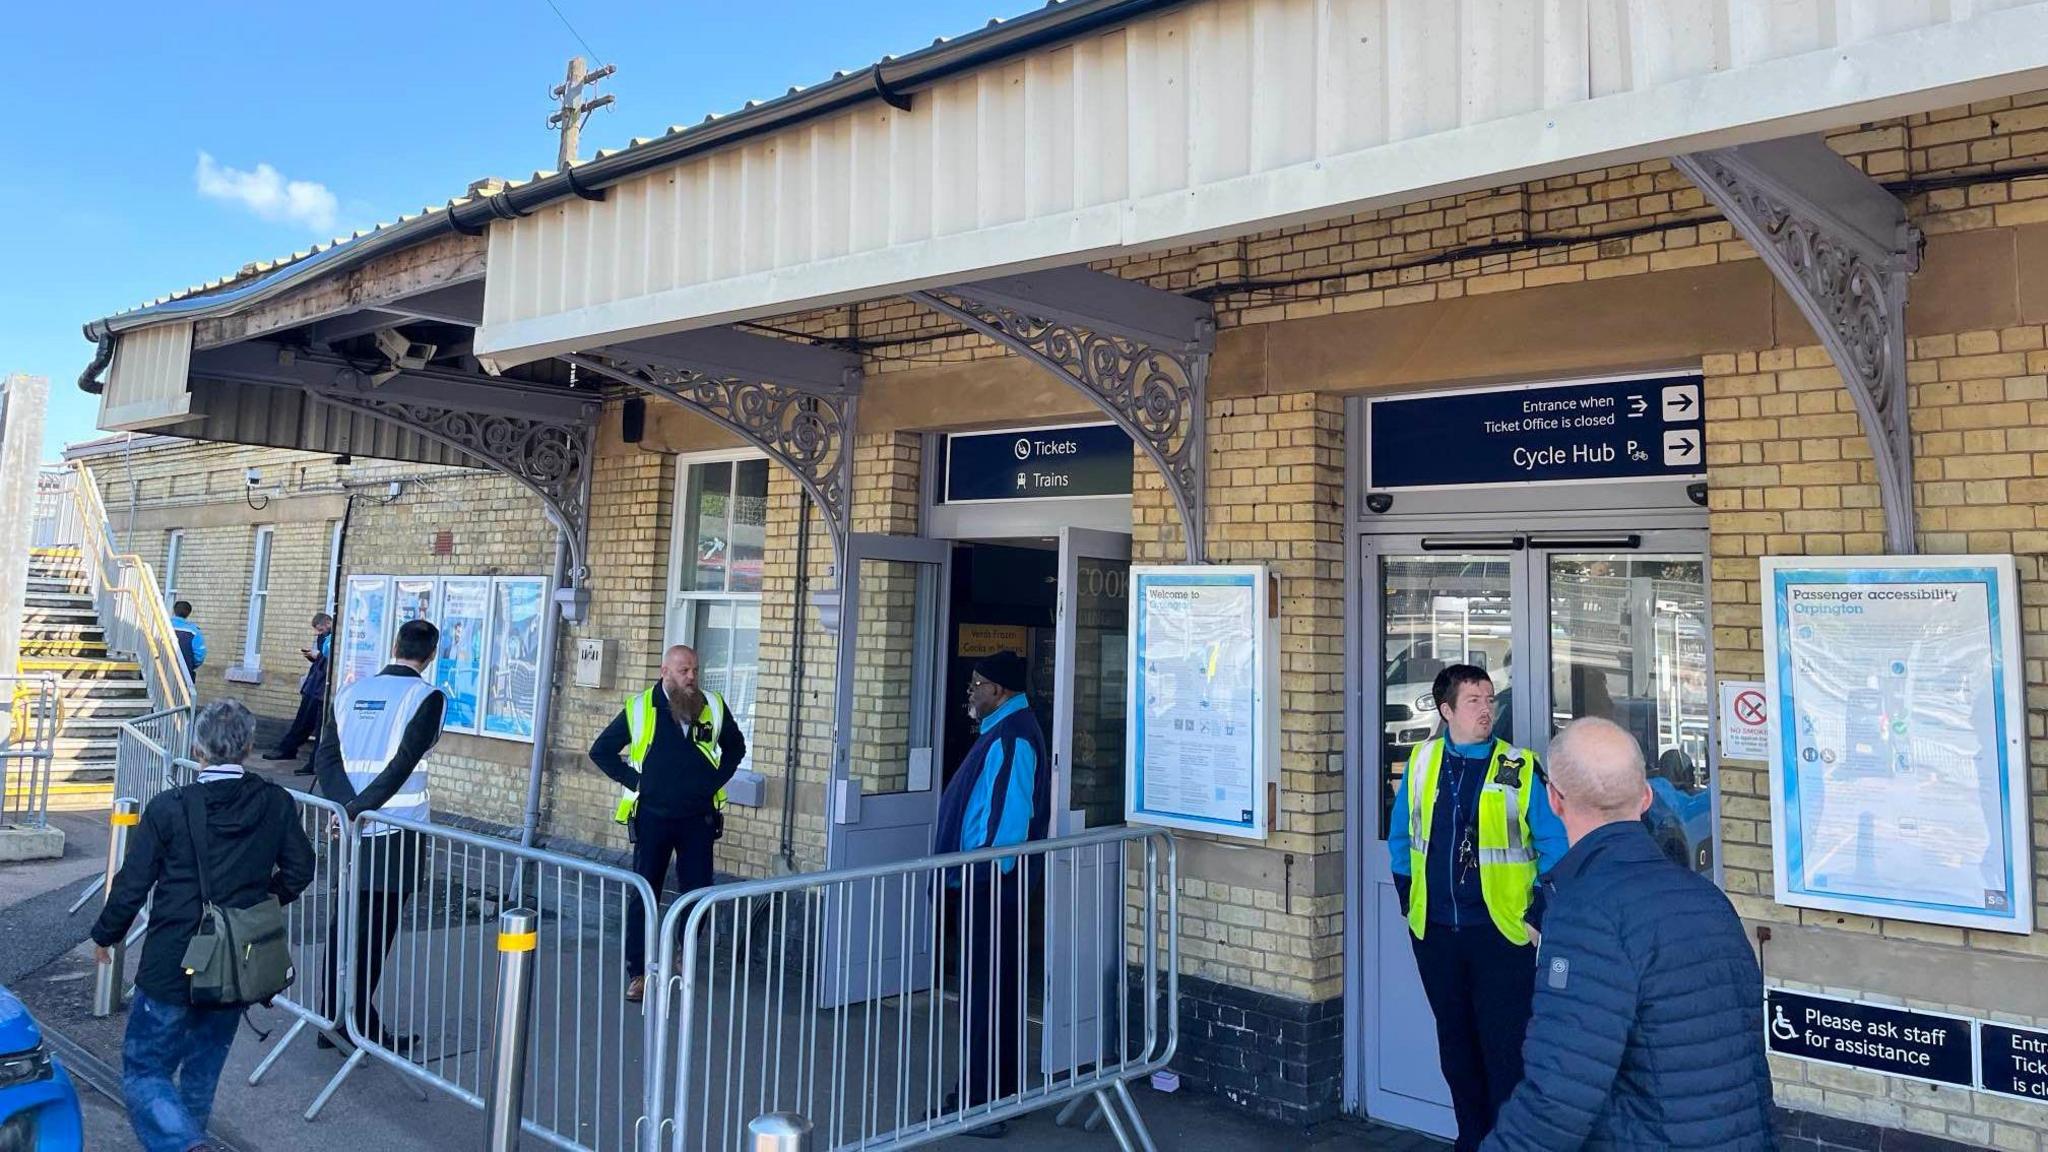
520, 530, 570, 848
777, 491, 811, 873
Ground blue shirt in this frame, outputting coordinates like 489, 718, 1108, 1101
1387, 738, 1568, 931
933, 693, 1047, 875
172, 618, 206, 669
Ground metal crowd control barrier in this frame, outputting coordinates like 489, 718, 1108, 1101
70, 711, 188, 916
0, 675, 60, 828
651, 825, 1179, 1152
313, 810, 659, 1152
245, 783, 356, 1092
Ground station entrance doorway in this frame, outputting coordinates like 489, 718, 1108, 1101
1345, 380, 1717, 1139
820, 422, 1136, 1067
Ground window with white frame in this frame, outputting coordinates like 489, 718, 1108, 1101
668, 453, 769, 760
242, 525, 274, 669
163, 529, 185, 605
324, 520, 343, 614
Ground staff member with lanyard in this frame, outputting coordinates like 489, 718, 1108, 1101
589, 644, 746, 1003
1388, 663, 1568, 1152
315, 618, 447, 1054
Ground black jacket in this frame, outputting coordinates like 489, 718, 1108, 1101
589, 684, 746, 819
91, 772, 316, 1005
1481, 821, 1774, 1151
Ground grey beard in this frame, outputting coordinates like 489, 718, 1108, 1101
670, 686, 705, 723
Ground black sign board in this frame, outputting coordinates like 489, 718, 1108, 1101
944, 423, 1132, 503
1367, 373, 1705, 490
1765, 989, 1974, 1088
1979, 1023, 2048, 1101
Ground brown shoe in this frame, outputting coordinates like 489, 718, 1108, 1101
625, 976, 645, 1002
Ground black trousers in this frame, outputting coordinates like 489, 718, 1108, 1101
274, 694, 322, 758
625, 813, 717, 978
958, 868, 1023, 1109
1410, 923, 1537, 1152
326, 833, 419, 1038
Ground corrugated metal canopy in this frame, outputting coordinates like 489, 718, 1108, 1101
474, 0, 2048, 368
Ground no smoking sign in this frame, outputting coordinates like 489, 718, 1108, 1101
1720, 680, 1770, 761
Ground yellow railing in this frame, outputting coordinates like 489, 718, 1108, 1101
44, 463, 194, 718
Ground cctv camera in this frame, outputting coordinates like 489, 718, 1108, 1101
1365, 492, 1393, 514
245, 468, 262, 488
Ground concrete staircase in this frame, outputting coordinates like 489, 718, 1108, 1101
15, 548, 154, 811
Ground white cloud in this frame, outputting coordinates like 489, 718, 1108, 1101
194, 152, 340, 233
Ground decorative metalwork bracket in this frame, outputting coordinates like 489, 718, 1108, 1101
316, 390, 598, 598
1676, 137, 1921, 553
565, 328, 861, 565
911, 267, 1214, 563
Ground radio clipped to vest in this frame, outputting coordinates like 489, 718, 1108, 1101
615, 687, 730, 835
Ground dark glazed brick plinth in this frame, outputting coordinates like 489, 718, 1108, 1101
1145, 972, 1344, 1125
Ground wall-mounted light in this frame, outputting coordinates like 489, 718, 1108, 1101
245, 468, 269, 511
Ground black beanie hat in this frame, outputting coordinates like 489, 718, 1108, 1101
973, 650, 1028, 693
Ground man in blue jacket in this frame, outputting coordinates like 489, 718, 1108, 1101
1389, 664, 1568, 1151
1482, 717, 1774, 1151
933, 650, 1048, 1139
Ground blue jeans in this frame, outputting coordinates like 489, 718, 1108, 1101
120, 991, 241, 1152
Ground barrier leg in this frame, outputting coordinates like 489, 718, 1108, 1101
247, 1017, 306, 1086
1091, 1088, 1139, 1152
1114, 1079, 1160, 1152
306, 1047, 365, 1121
68, 874, 105, 915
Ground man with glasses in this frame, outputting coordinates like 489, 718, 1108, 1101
1387, 664, 1568, 1152
931, 650, 1048, 1139
590, 644, 746, 1003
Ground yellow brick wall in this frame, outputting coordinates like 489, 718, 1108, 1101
1705, 333, 2048, 1148
1132, 393, 1347, 1001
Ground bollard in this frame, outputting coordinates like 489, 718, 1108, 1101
484, 908, 538, 1152
747, 1112, 813, 1152
92, 798, 140, 1017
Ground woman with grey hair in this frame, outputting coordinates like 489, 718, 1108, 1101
91, 699, 314, 1152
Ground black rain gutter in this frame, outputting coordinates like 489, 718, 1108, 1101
78, 0, 1186, 394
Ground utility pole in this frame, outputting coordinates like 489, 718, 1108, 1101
549, 56, 615, 169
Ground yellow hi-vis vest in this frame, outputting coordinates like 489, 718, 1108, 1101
612, 687, 729, 824
1405, 737, 1540, 945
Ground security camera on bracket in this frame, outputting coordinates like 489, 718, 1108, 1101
370, 329, 437, 386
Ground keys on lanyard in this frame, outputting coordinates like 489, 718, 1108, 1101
1457, 824, 1478, 884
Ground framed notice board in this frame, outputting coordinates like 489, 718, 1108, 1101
1125, 565, 1277, 840
1762, 555, 2031, 933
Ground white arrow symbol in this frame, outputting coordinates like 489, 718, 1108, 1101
1628, 395, 1648, 417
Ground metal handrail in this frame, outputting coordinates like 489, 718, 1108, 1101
44, 462, 193, 717
0, 676, 61, 828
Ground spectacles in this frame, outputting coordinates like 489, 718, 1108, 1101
1534, 758, 1563, 802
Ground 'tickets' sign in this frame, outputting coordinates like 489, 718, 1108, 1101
1979, 1023, 2048, 1101
1766, 989, 1974, 1088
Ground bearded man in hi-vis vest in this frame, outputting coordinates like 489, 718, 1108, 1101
1388, 663, 1568, 1152
589, 644, 746, 1002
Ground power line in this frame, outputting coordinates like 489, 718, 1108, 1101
541, 0, 604, 65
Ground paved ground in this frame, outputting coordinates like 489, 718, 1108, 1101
0, 774, 1447, 1151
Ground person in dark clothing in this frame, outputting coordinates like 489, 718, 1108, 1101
267, 612, 334, 772
589, 644, 746, 1001
1482, 718, 1774, 1151
91, 698, 315, 1152
314, 619, 447, 1053
930, 650, 1048, 1140
1388, 665, 1567, 1152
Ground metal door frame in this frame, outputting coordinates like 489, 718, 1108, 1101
1051, 527, 1134, 837
829, 531, 954, 833
1339, 388, 1717, 1124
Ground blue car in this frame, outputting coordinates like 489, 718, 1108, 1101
0, 986, 82, 1152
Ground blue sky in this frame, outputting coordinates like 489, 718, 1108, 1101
5, 0, 1032, 460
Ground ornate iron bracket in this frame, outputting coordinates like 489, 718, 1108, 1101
565, 344, 858, 566
910, 268, 1213, 563
315, 390, 598, 596
1675, 138, 1921, 553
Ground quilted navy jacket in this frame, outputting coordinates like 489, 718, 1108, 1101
1481, 821, 1775, 1151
